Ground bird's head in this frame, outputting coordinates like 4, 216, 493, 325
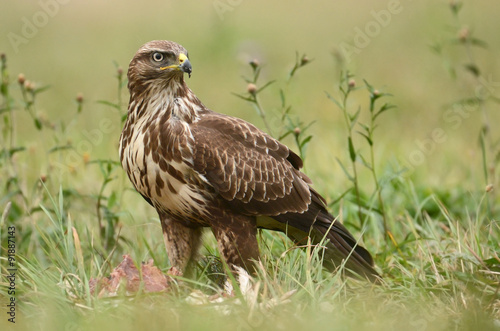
127, 40, 192, 94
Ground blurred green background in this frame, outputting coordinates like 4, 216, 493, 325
2, 0, 499, 193
1, 1, 499, 329
0, 0, 499, 234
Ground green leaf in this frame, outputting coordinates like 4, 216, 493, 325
470, 37, 488, 49
363, 79, 374, 92
253, 66, 262, 82
429, 42, 443, 55
241, 76, 253, 84
97, 100, 121, 110
336, 157, 354, 182
358, 153, 372, 170
48, 144, 72, 153
301, 120, 315, 133
108, 191, 117, 209
280, 89, 286, 108
325, 92, 343, 110
447, 63, 457, 80
483, 257, 500, 272
0, 82, 7, 96
357, 131, 373, 146
358, 122, 370, 133
452, 97, 480, 107
34, 85, 51, 94
0, 147, 25, 161
464, 63, 480, 77
349, 108, 361, 128
328, 187, 353, 207
257, 80, 276, 93
34, 118, 42, 130
9, 146, 25, 156
300, 135, 313, 148
278, 130, 293, 141
348, 137, 356, 162
58, 185, 64, 222
374, 103, 396, 120
281, 106, 293, 124
479, 130, 488, 183
231, 93, 254, 102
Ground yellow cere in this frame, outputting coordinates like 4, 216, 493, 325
178, 53, 188, 63
160, 53, 188, 71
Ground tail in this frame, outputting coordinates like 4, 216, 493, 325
310, 213, 381, 283
272, 191, 381, 283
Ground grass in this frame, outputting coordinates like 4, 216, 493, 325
1, 2, 500, 330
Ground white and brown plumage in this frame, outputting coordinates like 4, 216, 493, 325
120, 40, 380, 282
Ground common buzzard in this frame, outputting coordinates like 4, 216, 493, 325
119, 40, 380, 282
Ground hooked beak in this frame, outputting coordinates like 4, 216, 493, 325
160, 53, 192, 78
179, 54, 192, 77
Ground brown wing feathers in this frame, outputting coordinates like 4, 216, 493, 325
192, 112, 380, 281
192, 113, 312, 215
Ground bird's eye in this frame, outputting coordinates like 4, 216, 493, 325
152, 52, 164, 62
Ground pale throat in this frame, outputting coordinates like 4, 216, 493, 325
129, 79, 201, 123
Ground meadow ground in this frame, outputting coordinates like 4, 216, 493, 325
0, 1, 499, 330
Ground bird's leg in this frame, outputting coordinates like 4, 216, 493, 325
159, 213, 203, 277
210, 211, 260, 274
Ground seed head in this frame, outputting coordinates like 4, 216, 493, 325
300, 55, 309, 66
348, 79, 356, 88
76, 92, 84, 103
485, 184, 494, 193
247, 83, 257, 95
458, 27, 469, 42
293, 127, 301, 135
24, 80, 34, 91
249, 59, 260, 70
18, 73, 25, 85
449, 0, 461, 13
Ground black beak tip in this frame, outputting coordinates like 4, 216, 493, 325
180, 59, 192, 78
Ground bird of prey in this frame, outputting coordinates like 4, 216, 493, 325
119, 40, 380, 282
